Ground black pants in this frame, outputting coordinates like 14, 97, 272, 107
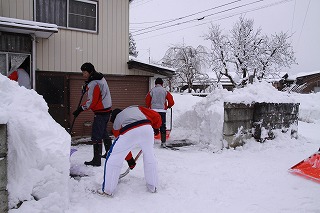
158, 112, 166, 133
92, 112, 111, 142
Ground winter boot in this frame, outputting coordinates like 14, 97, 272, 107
84, 142, 102, 166
160, 132, 167, 147
101, 137, 112, 158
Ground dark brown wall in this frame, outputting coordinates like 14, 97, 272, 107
36, 71, 150, 137
297, 73, 320, 93
63, 73, 149, 137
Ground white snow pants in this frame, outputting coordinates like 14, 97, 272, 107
102, 124, 158, 195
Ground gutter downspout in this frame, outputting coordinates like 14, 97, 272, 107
31, 34, 36, 90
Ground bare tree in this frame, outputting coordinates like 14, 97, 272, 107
255, 32, 296, 80
204, 16, 297, 87
205, 25, 237, 86
229, 16, 262, 85
161, 45, 209, 93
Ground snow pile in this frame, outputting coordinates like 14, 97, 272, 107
292, 92, 320, 123
224, 81, 297, 104
0, 74, 71, 211
171, 81, 320, 151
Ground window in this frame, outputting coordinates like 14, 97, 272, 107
35, 0, 98, 32
69, 0, 97, 31
0, 53, 30, 76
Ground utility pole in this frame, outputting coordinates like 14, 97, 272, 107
148, 48, 150, 63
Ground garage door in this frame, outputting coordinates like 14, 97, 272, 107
69, 74, 149, 137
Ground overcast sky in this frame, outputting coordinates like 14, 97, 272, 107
130, 0, 320, 75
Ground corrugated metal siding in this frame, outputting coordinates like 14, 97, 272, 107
35, 0, 135, 76
0, 32, 32, 53
1, 0, 152, 77
0, 0, 33, 20
69, 74, 149, 137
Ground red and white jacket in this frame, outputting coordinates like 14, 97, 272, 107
145, 84, 174, 112
8, 68, 31, 89
82, 71, 112, 114
112, 105, 162, 138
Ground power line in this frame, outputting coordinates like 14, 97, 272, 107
130, 0, 155, 8
297, 0, 311, 48
132, 0, 264, 36
134, 0, 294, 41
290, 0, 296, 35
131, 18, 176, 25
131, 0, 242, 34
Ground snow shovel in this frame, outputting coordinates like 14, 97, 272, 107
288, 150, 320, 183
69, 84, 87, 156
154, 108, 172, 140
119, 150, 143, 179
68, 85, 86, 135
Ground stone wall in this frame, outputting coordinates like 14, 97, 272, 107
223, 102, 299, 147
0, 124, 8, 213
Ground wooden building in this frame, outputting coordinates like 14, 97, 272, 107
278, 71, 320, 93
0, 0, 174, 136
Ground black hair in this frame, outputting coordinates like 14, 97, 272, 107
155, 78, 163, 85
81, 62, 96, 73
110, 108, 122, 123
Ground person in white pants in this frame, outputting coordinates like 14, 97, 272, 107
101, 106, 161, 196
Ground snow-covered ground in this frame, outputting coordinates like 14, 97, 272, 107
1, 74, 319, 213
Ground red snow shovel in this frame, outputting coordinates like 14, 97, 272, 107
154, 108, 172, 140
289, 150, 320, 183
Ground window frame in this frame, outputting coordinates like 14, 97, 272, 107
34, 0, 98, 33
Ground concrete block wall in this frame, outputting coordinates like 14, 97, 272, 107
223, 102, 299, 147
252, 103, 299, 141
223, 103, 254, 147
0, 124, 8, 213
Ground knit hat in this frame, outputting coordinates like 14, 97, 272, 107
155, 78, 163, 85
81, 62, 95, 73
110, 108, 122, 123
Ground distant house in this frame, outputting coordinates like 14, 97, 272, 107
279, 71, 320, 93
175, 71, 233, 93
0, 0, 174, 136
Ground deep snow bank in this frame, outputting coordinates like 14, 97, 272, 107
171, 81, 320, 151
0, 74, 71, 211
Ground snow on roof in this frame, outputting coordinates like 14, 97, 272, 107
0, 16, 58, 38
288, 70, 320, 80
129, 56, 176, 72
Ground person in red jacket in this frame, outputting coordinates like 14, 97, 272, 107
73, 62, 113, 167
8, 57, 31, 89
101, 106, 161, 196
145, 77, 174, 147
